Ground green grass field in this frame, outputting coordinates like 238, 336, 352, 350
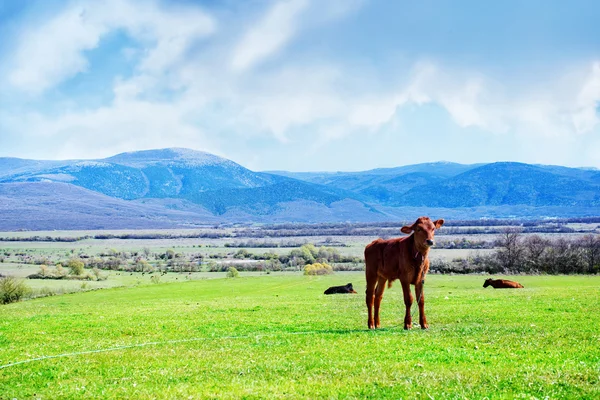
1, 274, 599, 399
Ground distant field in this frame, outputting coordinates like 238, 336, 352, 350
0, 265, 283, 293
1, 274, 599, 398
0, 230, 526, 255
1, 226, 592, 285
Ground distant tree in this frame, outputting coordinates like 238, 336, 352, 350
495, 228, 525, 272
135, 260, 154, 273
300, 244, 317, 264
523, 235, 549, 272
577, 234, 600, 274
92, 268, 105, 281
226, 267, 239, 278
54, 264, 67, 278
0, 276, 30, 304
38, 265, 50, 277
234, 249, 251, 259
543, 237, 582, 274
66, 259, 85, 276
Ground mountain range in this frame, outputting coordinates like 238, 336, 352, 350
1, 148, 598, 230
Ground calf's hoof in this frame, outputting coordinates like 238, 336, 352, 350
403, 323, 412, 330
420, 324, 429, 330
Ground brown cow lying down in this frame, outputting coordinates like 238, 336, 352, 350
324, 283, 357, 295
483, 278, 524, 289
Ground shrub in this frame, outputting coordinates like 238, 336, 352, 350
0, 276, 31, 304
331, 262, 364, 272
234, 249, 251, 259
38, 264, 50, 277
92, 267, 107, 281
303, 263, 334, 275
37, 287, 56, 298
151, 275, 161, 284
54, 265, 67, 278
66, 258, 85, 275
226, 266, 239, 278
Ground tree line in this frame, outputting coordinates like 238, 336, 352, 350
432, 229, 600, 275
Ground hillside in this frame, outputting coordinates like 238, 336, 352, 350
0, 149, 599, 229
0, 182, 218, 230
1, 148, 278, 199
397, 162, 600, 207
267, 162, 479, 202
269, 161, 600, 208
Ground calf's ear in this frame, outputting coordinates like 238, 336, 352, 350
400, 225, 413, 234
433, 219, 445, 229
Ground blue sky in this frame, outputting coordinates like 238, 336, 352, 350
1, 0, 599, 171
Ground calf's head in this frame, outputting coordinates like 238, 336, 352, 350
401, 216, 444, 252
483, 278, 493, 288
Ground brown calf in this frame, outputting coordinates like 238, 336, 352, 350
365, 216, 444, 330
483, 278, 524, 289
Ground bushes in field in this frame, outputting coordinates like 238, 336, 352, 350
226, 267, 239, 278
6, 228, 596, 277
54, 265, 68, 278
28, 263, 105, 281
0, 276, 30, 304
67, 258, 85, 275
278, 244, 361, 267
202, 244, 361, 273
490, 230, 600, 274
92, 268, 107, 281
3, 241, 362, 275
304, 263, 333, 275
431, 230, 600, 275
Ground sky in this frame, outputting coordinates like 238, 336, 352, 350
1, 0, 599, 172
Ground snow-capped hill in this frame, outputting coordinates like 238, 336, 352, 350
0, 148, 378, 227
105, 148, 236, 168
3, 148, 597, 229
0, 148, 287, 201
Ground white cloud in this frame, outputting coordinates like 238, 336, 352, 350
389, 61, 600, 140
230, 0, 310, 73
3, 0, 600, 169
17, 98, 219, 160
8, 6, 107, 92
571, 62, 600, 134
7, 0, 215, 94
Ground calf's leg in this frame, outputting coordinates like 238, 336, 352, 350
373, 276, 387, 329
415, 282, 428, 329
365, 275, 377, 330
401, 281, 413, 330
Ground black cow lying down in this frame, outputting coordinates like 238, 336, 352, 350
324, 283, 357, 295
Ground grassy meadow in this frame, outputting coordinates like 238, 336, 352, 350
1, 274, 599, 399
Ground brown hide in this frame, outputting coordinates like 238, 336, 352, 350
483, 278, 524, 289
365, 216, 444, 330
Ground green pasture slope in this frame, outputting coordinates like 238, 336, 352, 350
1, 274, 599, 399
